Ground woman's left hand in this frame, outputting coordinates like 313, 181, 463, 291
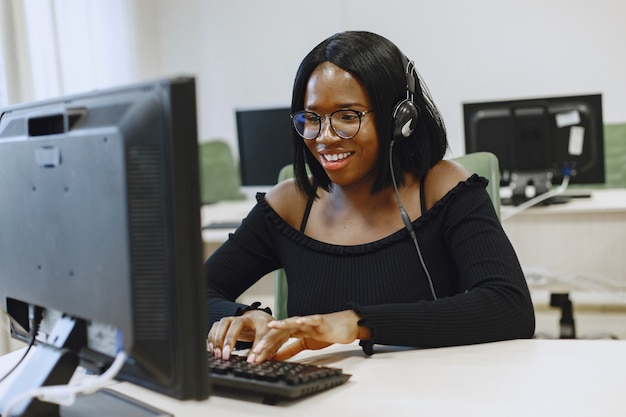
247, 310, 370, 363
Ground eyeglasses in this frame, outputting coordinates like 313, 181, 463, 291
291, 109, 374, 140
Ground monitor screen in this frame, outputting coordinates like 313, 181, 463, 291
463, 94, 605, 188
236, 107, 293, 187
0, 77, 209, 415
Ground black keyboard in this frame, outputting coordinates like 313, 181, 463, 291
207, 353, 351, 404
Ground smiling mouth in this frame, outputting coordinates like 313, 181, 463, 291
322, 152, 353, 162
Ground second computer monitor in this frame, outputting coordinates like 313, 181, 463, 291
236, 107, 293, 187
463, 93, 605, 187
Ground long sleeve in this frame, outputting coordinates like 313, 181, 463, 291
205, 200, 281, 328
354, 177, 535, 348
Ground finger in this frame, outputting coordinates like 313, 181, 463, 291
207, 321, 224, 354
207, 323, 217, 353
248, 331, 290, 364
272, 338, 307, 361
222, 319, 247, 360
212, 317, 234, 358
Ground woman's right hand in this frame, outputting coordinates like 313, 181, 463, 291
207, 309, 276, 360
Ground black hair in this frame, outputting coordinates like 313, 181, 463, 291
290, 31, 448, 198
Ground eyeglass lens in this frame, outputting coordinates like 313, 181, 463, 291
293, 110, 364, 140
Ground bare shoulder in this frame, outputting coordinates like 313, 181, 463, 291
264, 178, 309, 228
423, 159, 472, 209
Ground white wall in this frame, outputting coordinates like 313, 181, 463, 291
5, 0, 626, 156
151, 0, 626, 157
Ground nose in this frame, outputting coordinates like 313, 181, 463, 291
317, 115, 340, 142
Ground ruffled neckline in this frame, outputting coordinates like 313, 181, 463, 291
255, 174, 487, 256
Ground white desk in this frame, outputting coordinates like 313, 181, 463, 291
201, 200, 255, 256
501, 189, 626, 306
2, 340, 624, 416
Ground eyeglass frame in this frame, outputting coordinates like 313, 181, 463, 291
290, 109, 374, 140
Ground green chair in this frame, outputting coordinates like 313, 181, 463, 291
198, 140, 245, 204
603, 123, 626, 189
273, 151, 501, 319
452, 152, 501, 217
277, 164, 295, 183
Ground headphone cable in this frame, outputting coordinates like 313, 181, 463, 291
0, 306, 43, 386
389, 140, 437, 300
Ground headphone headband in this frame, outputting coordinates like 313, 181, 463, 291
404, 58, 416, 98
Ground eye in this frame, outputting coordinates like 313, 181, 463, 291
337, 111, 359, 122
304, 112, 320, 122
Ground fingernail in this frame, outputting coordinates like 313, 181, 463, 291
214, 347, 221, 359
222, 344, 231, 360
247, 353, 256, 363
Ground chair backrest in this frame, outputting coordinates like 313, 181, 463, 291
450, 152, 501, 217
603, 123, 626, 188
273, 151, 501, 319
277, 164, 295, 183
198, 140, 245, 204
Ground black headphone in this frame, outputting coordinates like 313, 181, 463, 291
392, 56, 419, 140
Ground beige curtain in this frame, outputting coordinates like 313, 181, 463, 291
0, 0, 142, 106
0, 0, 33, 105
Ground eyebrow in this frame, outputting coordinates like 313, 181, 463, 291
305, 103, 369, 111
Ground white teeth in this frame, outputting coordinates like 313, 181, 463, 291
323, 152, 351, 162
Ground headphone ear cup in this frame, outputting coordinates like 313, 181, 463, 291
392, 98, 419, 140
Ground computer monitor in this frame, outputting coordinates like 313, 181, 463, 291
0, 76, 209, 416
463, 94, 605, 202
235, 107, 293, 189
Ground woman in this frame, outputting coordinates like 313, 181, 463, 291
206, 31, 535, 364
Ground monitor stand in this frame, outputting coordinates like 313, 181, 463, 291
61, 389, 171, 417
0, 316, 170, 417
502, 170, 575, 206
0, 316, 83, 416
